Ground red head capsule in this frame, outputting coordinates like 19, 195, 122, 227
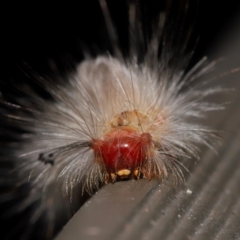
92, 130, 153, 181
90, 109, 167, 182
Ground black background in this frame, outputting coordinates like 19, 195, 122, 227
2, 0, 240, 76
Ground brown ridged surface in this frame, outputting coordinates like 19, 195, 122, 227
55, 12, 240, 240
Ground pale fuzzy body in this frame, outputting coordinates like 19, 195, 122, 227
15, 55, 220, 197
1, 47, 222, 240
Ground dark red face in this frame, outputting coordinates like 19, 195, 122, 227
92, 130, 152, 178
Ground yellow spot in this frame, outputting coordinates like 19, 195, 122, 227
117, 169, 131, 177
134, 169, 139, 177
110, 173, 116, 180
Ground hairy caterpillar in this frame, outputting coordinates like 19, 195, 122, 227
0, 0, 232, 240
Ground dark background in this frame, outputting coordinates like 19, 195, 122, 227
2, 0, 240, 76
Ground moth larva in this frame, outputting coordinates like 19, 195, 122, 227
0, 1, 225, 239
